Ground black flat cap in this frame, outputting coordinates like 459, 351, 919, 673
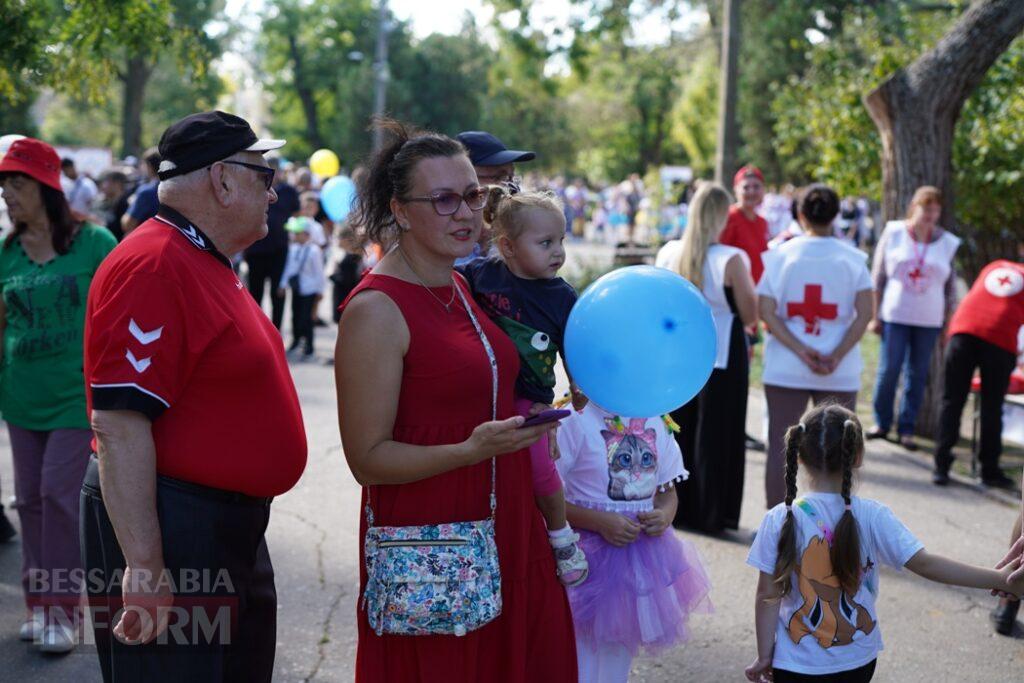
157, 111, 285, 181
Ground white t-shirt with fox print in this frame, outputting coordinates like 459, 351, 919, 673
746, 493, 923, 675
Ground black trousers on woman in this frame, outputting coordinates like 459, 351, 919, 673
81, 457, 277, 683
672, 312, 749, 533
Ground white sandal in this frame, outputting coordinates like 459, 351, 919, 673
551, 532, 589, 587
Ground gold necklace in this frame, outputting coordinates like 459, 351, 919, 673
396, 246, 456, 313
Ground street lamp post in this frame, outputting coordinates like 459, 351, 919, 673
715, 0, 740, 185
372, 0, 392, 152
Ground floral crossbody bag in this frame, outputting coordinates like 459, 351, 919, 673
361, 278, 502, 637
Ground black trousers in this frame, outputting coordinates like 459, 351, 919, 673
80, 457, 277, 683
934, 333, 1017, 477
672, 314, 749, 533
290, 292, 315, 352
773, 659, 876, 682
245, 249, 288, 330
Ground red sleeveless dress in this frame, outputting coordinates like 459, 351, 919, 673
342, 274, 577, 682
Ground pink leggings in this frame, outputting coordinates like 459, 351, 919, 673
515, 398, 564, 497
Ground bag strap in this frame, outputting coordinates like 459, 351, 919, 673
364, 274, 498, 528
453, 275, 498, 518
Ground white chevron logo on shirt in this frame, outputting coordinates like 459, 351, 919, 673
125, 349, 152, 373
176, 224, 206, 249
129, 319, 163, 345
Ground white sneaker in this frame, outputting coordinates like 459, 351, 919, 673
19, 614, 44, 641
38, 623, 76, 654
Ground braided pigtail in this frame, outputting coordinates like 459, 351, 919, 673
831, 418, 863, 596
773, 423, 805, 598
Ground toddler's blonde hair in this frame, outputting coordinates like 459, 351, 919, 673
483, 186, 565, 242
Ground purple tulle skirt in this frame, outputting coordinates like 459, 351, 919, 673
569, 523, 713, 655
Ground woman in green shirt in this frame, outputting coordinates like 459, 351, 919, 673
0, 138, 116, 654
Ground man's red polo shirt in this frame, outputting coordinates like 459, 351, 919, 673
719, 205, 769, 283
84, 206, 307, 497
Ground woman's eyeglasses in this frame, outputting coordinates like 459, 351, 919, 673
219, 160, 276, 191
402, 187, 488, 216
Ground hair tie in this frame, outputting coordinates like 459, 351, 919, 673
797, 423, 806, 433
843, 419, 856, 429
785, 503, 794, 512
844, 503, 852, 511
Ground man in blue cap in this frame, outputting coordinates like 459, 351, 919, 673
454, 131, 535, 264
456, 130, 535, 193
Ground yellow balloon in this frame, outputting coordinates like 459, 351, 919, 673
310, 149, 340, 177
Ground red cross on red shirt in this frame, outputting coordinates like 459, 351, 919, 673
787, 284, 838, 336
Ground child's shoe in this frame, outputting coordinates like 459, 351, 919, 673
549, 528, 588, 587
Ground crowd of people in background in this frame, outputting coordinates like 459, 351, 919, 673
0, 117, 1022, 683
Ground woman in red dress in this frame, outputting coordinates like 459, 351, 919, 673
334, 120, 577, 682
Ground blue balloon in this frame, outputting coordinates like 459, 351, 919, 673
564, 265, 717, 417
321, 175, 356, 222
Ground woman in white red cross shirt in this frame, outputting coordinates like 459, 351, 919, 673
757, 184, 873, 508
868, 186, 960, 450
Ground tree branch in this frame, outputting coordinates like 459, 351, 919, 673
907, 0, 1024, 111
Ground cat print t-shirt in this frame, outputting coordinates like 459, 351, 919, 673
458, 257, 577, 404
555, 402, 687, 513
746, 494, 923, 675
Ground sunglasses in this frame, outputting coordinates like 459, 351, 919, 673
403, 187, 488, 216
220, 160, 275, 191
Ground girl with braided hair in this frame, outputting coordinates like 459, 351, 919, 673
745, 405, 1024, 683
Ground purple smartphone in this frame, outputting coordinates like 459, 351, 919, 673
520, 408, 572, 428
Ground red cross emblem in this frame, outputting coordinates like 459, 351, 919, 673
787, 284, 838, 336
908, 267, 924, 284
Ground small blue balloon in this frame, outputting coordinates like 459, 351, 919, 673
321, 175, 356, 222
565, 265, 717, 417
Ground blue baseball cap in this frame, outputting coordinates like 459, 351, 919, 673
456, 131, 535, 167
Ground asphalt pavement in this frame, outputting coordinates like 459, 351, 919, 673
1, 240, 1022, 681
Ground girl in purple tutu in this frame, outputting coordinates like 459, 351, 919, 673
555, 387, 713, 682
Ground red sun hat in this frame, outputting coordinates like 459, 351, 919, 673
0, 137, 63, 192
733, 165, 765, 187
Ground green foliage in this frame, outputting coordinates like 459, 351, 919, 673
0, 0, 215, 104
258, 0, 570, 168
954, 37, 1024, 245
670, 48, 718, 178
770, 6, 1024, 261
735, 0, 922, 182
41, 55, 225, 150
772, 10, 952, 196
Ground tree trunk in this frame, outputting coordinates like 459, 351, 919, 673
287, 32, 325, 151
863, 0, 1024, 438
714, 0, 740, 185
120, 55, 154, 158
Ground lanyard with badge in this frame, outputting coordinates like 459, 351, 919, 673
905, 223, 932, 288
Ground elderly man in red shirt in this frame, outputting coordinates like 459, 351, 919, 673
81, 111, 308, 682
